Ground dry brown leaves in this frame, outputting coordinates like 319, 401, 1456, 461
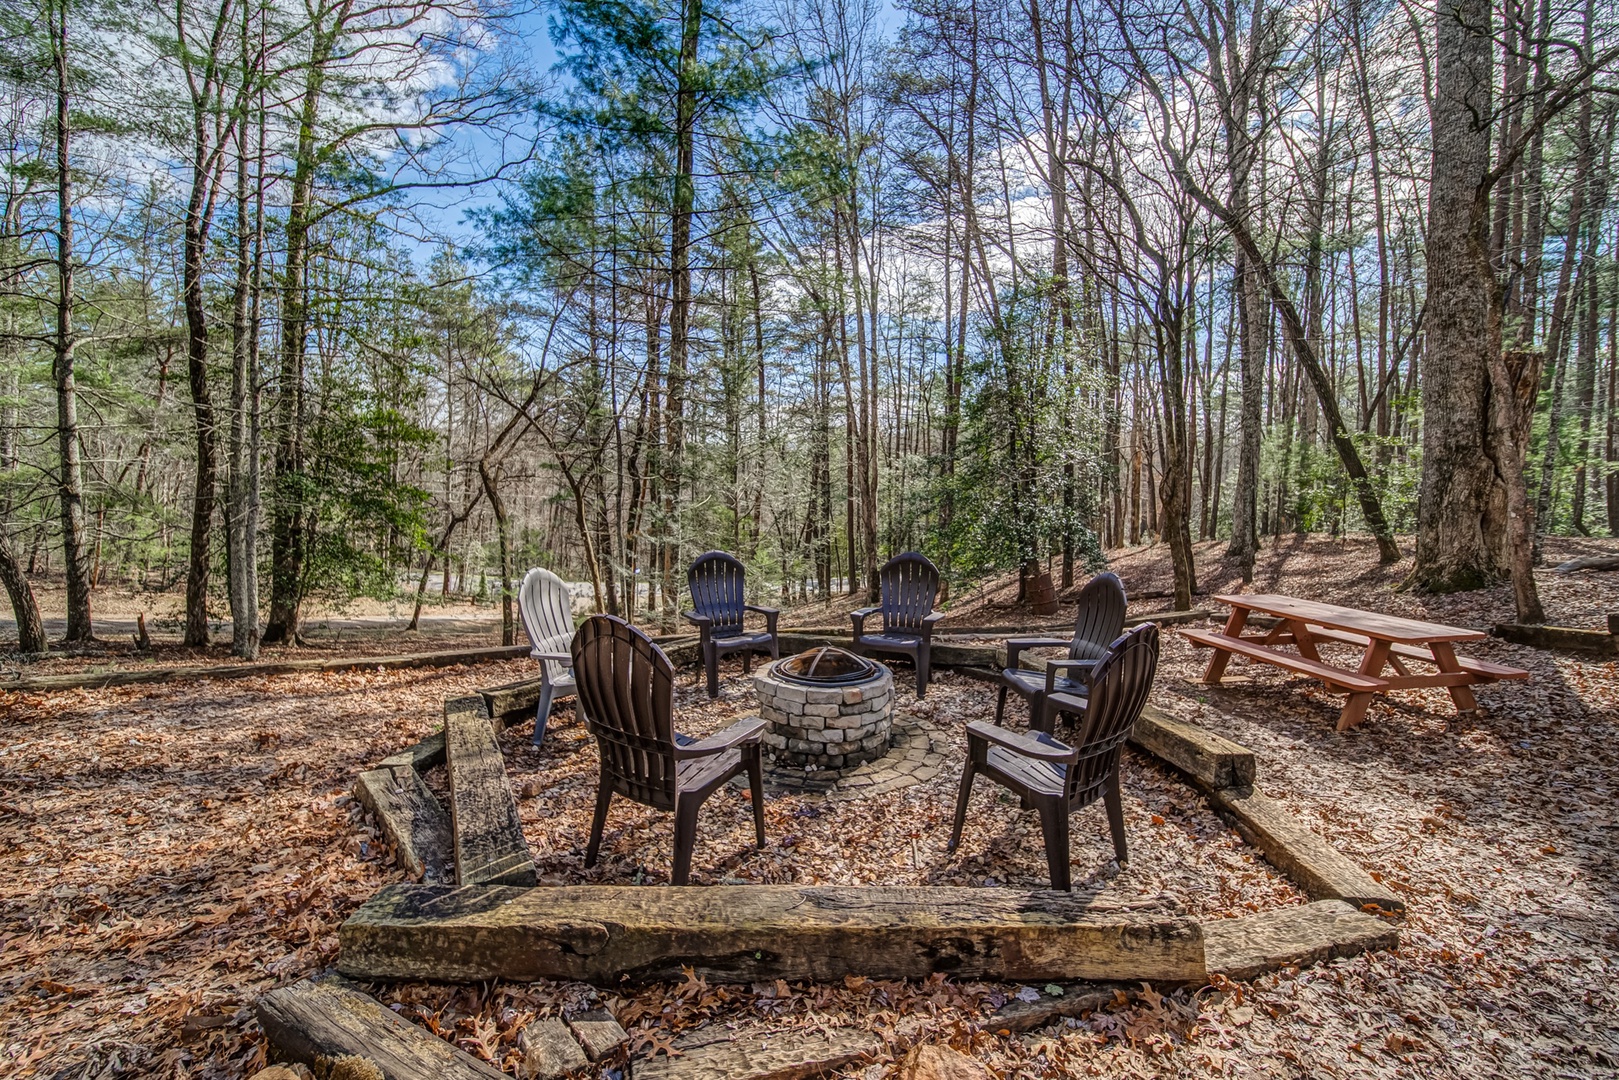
4, 535, 1617, 1078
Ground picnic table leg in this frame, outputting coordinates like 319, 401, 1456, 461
1336, 639, 1391, 732
1429, 642, 1479, 712
1336, 693, 1374, 731
1202, 608, 1249, 684
1289, 620, 1322, 662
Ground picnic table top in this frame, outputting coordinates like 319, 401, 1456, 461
1213, 593, 1487, 645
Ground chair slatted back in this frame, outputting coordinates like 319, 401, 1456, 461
1065, 623, 1159, 809
687, 551, 747, 637
518, 568, 576, 661
571, 615, 679, 811
879, 552, 939, 633
1069, 572, 1128, 663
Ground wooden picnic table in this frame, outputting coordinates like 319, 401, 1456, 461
1180, 594, 1529, 731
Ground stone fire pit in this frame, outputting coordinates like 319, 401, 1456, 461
754, 647, 894, 770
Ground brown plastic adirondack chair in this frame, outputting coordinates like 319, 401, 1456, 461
996, 572, 1127, 733
684, 551, 780, 698
948, 623, 1159, 890
851, 552, 943, 698
571, 614, 767, 885
516, 567, 577, 746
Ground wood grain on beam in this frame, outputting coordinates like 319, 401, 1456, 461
444, 697, 536, 887
337, 883, 1207, 985
254, 977, 504, 1080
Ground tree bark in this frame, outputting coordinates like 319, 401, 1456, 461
1414, 0, 1503, 592
51, 0, 91, 642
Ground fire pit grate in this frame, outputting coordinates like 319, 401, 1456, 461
774, 646, 879, 686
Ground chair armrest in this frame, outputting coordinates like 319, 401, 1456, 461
683, 611, 712, 629
851, 607, 879, 637
1005, 636, 1072, 669
1043, 657, 1098, 695
530, 650, 573, 663
966, 720, 1077, 763
745, 604, 780, 634
674, 716, 767, 759
919, 611, 945, 641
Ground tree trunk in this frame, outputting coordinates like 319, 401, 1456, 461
0, 525, 46, 654
479, 459, 514, 646
1414, 0, 1503, 592
51, 0, 91, 642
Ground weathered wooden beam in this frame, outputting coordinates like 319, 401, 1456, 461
1, 644, 529, 694
378, 732, 446, 773
1492, 622, 1618, 656
478, 675, 547, 726
337, 883, 1207, 985
635, 1022, 880, 1080
254, 977, 504, 1080
354, 765, 454, 884
1206, 786, 1402, 912
444, 697, 536, 888
1129, 706, 1257, 790
1202, 900, 1398, 981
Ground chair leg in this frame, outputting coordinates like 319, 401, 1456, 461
947, 761, 977, 853
1102, 768, 1128, 865
994, 685, 1008, 725
745, 748, 766, 848
743, 648, 752, 674
532, 678, 555, 747
1034, 696, 1056, 735
915, 644, 930, 698
769, 635, 780, 659
671, 798, 701, 886
1037, 799, 1071, 891
585, 779, 612, 868
704, 642, 719, 698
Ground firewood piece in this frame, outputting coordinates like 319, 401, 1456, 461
444, 696, 536, 887
520, 1017, 588, 1079
1202, 900, 1399, 981
253, 977, 504, 1080
984, 983, 1121, 1033
337, 883, 1207, 985
632, 1021, 880, 1080
1206, 786, 1403, 912
354, 766, 453, 884
565, 1010, 628, 1061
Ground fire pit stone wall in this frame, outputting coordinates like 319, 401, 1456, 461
754, 662, 895, 770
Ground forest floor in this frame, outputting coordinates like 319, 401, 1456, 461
1, 535, 1616, 1078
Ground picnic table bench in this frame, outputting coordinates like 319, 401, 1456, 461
1181, 594, 1529, 731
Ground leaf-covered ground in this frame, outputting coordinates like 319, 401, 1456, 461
2, 536, 1616, 1078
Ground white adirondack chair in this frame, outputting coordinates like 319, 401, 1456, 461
517, 567, 577, 746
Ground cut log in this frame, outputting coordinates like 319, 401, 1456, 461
354, 766, 454, 884
254, 977, 504, 1080
337, 883, 1207, 985
1129, 706, 1256, 790
520, 1017, 588, 1079
1, 644, 528, 694
1202, 900, 1399, 981
633, 1021, 881, 1080
983, 983, 1120, 1033
1552, 553, 1619, 573
1492, 623, 1619, 656
566, 1010, 628, 1061
444, 697, 536, 887
1207, 786, 1402, 912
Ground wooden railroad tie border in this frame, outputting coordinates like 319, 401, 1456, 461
0, 643, 530, 694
